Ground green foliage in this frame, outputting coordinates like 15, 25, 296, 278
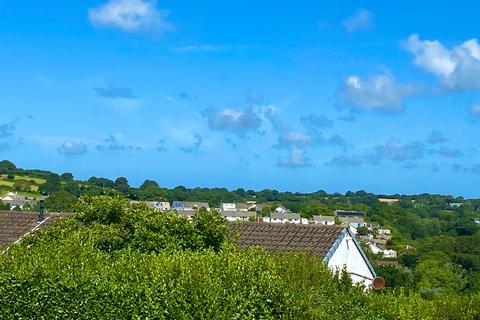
45, 191, 76, 212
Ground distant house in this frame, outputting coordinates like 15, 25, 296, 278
221, 210, 256, 222
275, 207, 289, 214
377, 228, 391, 235
146, 201, 170, 211
264, 213, 302, 224
339, 216, 366, 229
230, 223, 379, 288
220, 203, 248, 212
368, 242, 383, 255
1, 192, 37, 210
474, 218, 480, 224
448, 202, 463, 208
172, 201, 210, 211
312, 215, 335, 226
382, 249, 397, 258
335, 210, 365, 217
378, 198, 399, 205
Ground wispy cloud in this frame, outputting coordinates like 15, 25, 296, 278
277, 146, 312, 168
94, 85, 135, 99
0, 123, 15, 138
180, 134, 203, 154
266, 109, 346, 168
301, 114, 334, 128
368, 138, 425, 163
403, 34, 480, 91
470, 104, 480, 117
342, 9, 374, 33
96, 135, 141, 151
156, 139, 167, 152
430, 147, 463, 158
57, 141, 88, 157
427, 130, 448, 144
325, 155, 363, 167
339, 73, 418, 112
89, 0, 173, 35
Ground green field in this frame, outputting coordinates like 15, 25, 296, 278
0, 175, 45, 199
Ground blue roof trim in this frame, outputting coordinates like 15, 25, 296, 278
323, 228, 348, 263
323, 227, 377, 279
347, 228, 377, 278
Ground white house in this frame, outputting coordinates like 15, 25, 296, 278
221, 210, 256, 222
475, 218, 480, 224
368, 242, 383, 255
382, 249, 397, 258
378, 198, 399, 205
265, 213, 302, 224
220, 203, 249, 212
313, 215, 335, 226
220, 203, 236, 211
231, 223, 379, 288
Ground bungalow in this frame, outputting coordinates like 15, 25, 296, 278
264, 213, 302, 224
230, 223, 381, 288
378, 198, 399, 205
172, 201, 210, 211
312, 215, 335, 226
220, 203, 249, 212
221, 210, 256, 222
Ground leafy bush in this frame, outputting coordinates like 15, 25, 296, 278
1, 196, 480, 319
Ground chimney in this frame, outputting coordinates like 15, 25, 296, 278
39, 200, 45, 221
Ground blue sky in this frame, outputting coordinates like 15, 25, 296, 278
1, 1, 480, 197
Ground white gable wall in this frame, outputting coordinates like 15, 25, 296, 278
327, 232, 375, 287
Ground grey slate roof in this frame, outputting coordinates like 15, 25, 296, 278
221, 210, 255, 218
172, 201, 210, 210
270, 213, 301, 220
312, 215, 335, 222
230, 222, 344, 256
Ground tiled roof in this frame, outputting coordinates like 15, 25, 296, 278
0, 211, 66, 250
230, 222, 344, 256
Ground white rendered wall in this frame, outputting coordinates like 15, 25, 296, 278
327, 235, 375, 287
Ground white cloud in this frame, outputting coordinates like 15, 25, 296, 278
340, 74, 417, 111
204, 107, 262, 137
342, 9, 374, 33
89, 0, 173, 35
57, 141, 88, 157
403, 34, 480, 90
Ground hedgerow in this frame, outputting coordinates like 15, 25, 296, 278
0, 196, 479, 319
